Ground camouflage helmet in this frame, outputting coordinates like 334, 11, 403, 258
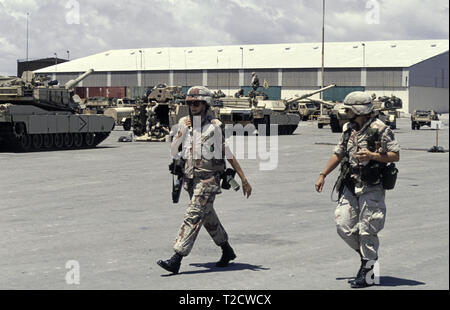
343, 91, 374, 115
251, 72, 256, 76
186, 86, 213, 106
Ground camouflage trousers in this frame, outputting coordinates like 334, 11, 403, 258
173, 175, 228, 257
334, 186, 386, 261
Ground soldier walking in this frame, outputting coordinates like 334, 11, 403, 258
157, 86, 252, 274
314, 92, 400, 288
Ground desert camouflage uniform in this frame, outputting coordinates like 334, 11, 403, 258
173, 115, 229, 256
333, 118, 400, 261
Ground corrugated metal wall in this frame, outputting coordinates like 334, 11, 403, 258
244, 69, 279, 86
324, 68, 361, 86
282, 69, 317, 87
54, 72, 80, 85
142, 71, 170, 86
111, 71, 138, 87
366, 68, 403, 87
409, 52, 449, 88
206, 70, 239, 88
173, 70, 203, 86
82, 72, 108, 87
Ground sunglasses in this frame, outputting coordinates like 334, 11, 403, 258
187, 101, 204, 107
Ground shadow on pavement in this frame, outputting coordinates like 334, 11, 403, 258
159, 262, 269, 276
336, 276, 425, 287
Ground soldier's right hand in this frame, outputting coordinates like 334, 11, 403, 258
184, 118, 192, 128
315, 175, 325, 193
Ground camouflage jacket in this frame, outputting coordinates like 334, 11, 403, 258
334, 118, 400, 192
177, 115, 226, 179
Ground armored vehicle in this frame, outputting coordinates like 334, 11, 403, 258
322, 95, 403, 132
103, 97, 137, 131
0, 69, 114, 151
211, 91, 302, 135
411, 110, 439, 130
284, 84, 336, 122
131, 84, 188, 142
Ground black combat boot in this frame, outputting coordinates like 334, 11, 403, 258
350, 260, 376, 289
348, 250, 365, 283
157, 252, 183, 274
216, 242, 236, 267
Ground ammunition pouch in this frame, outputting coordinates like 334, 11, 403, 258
381, 163, 398, 190
221, 168, 240, 191
356, 161, 383, 186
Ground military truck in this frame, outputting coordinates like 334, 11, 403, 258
0, 69, 114, 151
131, 84, 188, 142
411, 110, 439, 130
103, 97, 137, 131
211, 91, 300, 135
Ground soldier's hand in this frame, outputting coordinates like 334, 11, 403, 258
184, 118, 192, 128
242, 179, 252, 198
315, 175, 325, 193
354, 148, 375, 162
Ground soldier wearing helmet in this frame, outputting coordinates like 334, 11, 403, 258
157, 86, 252, 274
250, 72, 260, 91
314, 91, 400, 288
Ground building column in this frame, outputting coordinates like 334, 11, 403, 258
239, 69, 244, 87
402, 68, 409, 87
107, 71, 111, 87
278, 69, 282, 87
361, 68, 367, 87
169, 70, 174, 86
202, 70, 207, 86
137, 71, 142, 87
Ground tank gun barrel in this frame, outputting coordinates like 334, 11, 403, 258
286, 84, 336, 104
65, 69, 94, 90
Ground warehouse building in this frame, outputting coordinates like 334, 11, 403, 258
35, 40, 449, 113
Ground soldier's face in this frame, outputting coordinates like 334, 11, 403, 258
188, 100, 206, 116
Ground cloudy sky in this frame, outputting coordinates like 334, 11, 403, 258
0, 0, 448, 76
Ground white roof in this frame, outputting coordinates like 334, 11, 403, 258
35, 39, 449, 73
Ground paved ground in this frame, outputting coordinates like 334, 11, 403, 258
0, 116, 448, 290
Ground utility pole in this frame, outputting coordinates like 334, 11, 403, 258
26, 12, 29, 72
321, 0, 325, 99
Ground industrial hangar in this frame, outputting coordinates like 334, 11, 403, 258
34, 39, 449, 113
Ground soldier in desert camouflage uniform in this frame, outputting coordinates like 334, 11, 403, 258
315, 92, 400, 288
157, 86, 252, 274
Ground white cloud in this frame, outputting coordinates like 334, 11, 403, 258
0, 0, 448, 76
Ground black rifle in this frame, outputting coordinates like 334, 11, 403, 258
169, 158, 185, 203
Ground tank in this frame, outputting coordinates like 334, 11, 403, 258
0, 69, 115, 151
131, 84, 188, 142
211, 91, 301, 135
284, 84, 336, 121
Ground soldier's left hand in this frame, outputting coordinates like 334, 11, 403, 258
354, 148, 375, 162
242, 179, 252, 198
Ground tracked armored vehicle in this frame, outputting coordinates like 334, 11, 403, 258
0, 69, 114, 151
131, 84, 188, 142
212, 91, 302, 135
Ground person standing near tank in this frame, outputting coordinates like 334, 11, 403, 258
314, 92, 400, 288
250, 72, 260, 91
157, 86, 252, 274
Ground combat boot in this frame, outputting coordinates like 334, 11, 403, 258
350, 260, 376, 289
348, 250, 364, 283
157, 252, 183, 274
216, 242, 236, 267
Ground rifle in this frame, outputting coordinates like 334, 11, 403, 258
169, 158, 185, 203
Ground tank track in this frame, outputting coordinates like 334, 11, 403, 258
0, 124, 111, 152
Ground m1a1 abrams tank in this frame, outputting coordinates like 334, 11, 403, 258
211, 90, 301, 135
131, 84, 188, 142
0, 69, 115, 151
